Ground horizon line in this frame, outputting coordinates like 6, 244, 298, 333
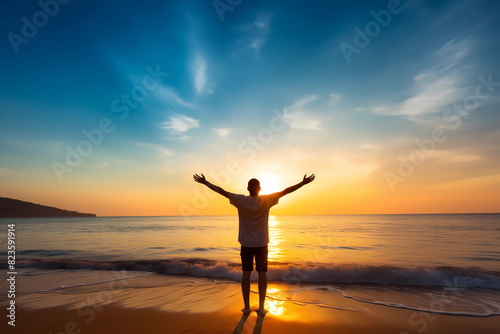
92, 212, 500, 217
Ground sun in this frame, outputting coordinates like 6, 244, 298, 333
257, 171, 282, 194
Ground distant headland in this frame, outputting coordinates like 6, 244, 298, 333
0, 197, 96, 218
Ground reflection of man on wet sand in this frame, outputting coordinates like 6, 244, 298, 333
193, 173, 315, 315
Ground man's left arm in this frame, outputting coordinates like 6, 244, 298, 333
278, 174, 315, 198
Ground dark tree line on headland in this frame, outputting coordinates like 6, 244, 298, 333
0, 197, 96, 218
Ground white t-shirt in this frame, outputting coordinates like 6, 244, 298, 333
228, 192, 281, 247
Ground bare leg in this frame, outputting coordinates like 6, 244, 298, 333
257, 271, 267, 315
241, 271, 251, 314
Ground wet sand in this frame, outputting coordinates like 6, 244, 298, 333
1, 269, 499, 333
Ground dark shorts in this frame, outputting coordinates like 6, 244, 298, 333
240, 245, 268, 272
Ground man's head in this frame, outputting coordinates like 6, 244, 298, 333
247, 178, 261, 196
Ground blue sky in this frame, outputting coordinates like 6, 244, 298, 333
1, 0, 500, 215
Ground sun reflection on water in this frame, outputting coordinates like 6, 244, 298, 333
265, 287, 286, 316
268, 215, 285, 263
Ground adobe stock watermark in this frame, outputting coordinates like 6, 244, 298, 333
212, 0, 243, 21
398, 277, 464, 334
51, 64, 169, 182
339, 0, 412, 64
178, 108, 291, 220
281, 236, 339, 297
7, 0, 71, 54
48, 269, 129, 334
385, 73, 499, 192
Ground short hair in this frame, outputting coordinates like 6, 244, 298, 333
248, 178, 260, 188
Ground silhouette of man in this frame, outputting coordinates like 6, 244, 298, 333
193, 173, 315, 315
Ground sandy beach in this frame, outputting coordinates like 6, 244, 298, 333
8, 303, 500, 334
1, 269, 499, 334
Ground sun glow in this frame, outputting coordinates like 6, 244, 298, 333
257, 171, 282, 195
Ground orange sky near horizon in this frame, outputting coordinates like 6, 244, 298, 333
2, 155, 500, 216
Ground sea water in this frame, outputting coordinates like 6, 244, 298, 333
1, 214, 500, 317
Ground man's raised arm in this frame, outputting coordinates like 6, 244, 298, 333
193, 173, 229, 198
279, 174, 315, 198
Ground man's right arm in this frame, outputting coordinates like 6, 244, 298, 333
279, 174, 315, 198
193, 173, 229, 198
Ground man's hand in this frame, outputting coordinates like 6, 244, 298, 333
193, 173, 229, 198
193, 173, 207, 184
302, 174, 315, 185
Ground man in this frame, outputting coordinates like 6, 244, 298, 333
193, 173, 315, 315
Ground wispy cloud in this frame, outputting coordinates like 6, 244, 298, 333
284, 95, 324, 130
156, 86, 193, 109
370, 38, 472, 122
241, 12, 273, 55
212, 128, 233, 138
193, 55, 207, 94
328, 91, 342, 105
136, 143, 174, 157
162, 113, 199, 141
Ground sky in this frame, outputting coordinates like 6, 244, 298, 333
1, 0, 500, 216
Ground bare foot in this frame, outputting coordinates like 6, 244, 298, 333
241, 307, 251, 315
257, 308, 267, 316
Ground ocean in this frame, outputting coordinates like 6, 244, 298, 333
1, 214, 500, 318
